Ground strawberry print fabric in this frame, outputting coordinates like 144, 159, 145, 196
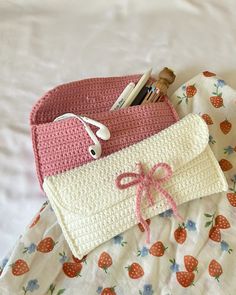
0, 71, 236, 295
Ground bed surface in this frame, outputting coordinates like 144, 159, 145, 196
0, 0, 236, 256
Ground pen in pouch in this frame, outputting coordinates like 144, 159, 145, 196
121, 68, 152, 108
110, 82, 135, 110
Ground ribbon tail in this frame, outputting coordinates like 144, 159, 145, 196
157, 185, 183, 221
136, 186, 151, 244
147, 189, 155, 207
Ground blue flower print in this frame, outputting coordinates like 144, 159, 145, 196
28, 243, 36, 253
170, 263, 179, 272
138, 246, 149, 257
159, 209, 173, 218
232, 175, 236, 183
96, 286, 103, 294
59, 252, 68, 264
221, 241, 229, 251
143, 284, 154, 295
27, 279, 39, 291
216, 79, 226, 88
23, 243, 36, 254
113, 235, 122, 244
182, 85, 186, 91
113, 234, 127, 246
224, 146, 235, 155
139, 284, 154, 295
1, 257, 8, 269
221, 241, 233, 254
23, 279, 40, 294
169, 259, 180, 273
186, 219, 197, 231
209, 135, 216, 145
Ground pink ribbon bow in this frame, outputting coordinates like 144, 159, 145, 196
116, 162, 182, 243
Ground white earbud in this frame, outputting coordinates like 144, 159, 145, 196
82, 122, 102, 159
54, 113, 110, 159
81, 116, 110, 140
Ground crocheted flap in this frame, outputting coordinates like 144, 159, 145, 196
43, 114, 227, 258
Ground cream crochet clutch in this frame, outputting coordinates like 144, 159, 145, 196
43, 114, 227, 258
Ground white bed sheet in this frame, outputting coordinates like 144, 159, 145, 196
0, 0, 236, 257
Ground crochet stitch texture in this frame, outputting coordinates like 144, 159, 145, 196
43, 114, 228, 258
30, 75, 178, 187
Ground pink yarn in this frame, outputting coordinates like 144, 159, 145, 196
116, 162, 182, 243
30, 74, 179, 187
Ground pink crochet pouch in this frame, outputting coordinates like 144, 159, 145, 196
30, 74, 179, 188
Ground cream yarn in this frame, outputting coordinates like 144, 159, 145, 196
43, 114, 228, 258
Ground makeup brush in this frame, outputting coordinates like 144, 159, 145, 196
141, 67, 176, 104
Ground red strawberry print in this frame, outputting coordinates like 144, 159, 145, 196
98, 252, 112, 272
201, 114, 213, 125
176, 271, 195, 288
208, 259, 223, 281
210, 96, 224, 108
227, 178, 236, 206
126, 262, 144, 279
220, 119, 232, 134
219, 159, 233, 171
63, 262, 82, 278
203, 71, 216, 77
184, 255, 198, 272
101, 287, 116, 295
138, 219, 151, 232
174, 224, 187, 244
227, 192, 236, 207
29, 214, 40, 228
210, 80, 225, 108
209, 226, 221, 242
186, 85, 197, 98
72, 254, 87, 264
215, 215, 230, 229
37, 237, 56, 253
11, 259, 29, 276
177, 85, 197, 104
205, 213, 230, 242
149, 241, 167, 257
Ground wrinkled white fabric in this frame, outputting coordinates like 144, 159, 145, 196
1, 0, 236, 256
